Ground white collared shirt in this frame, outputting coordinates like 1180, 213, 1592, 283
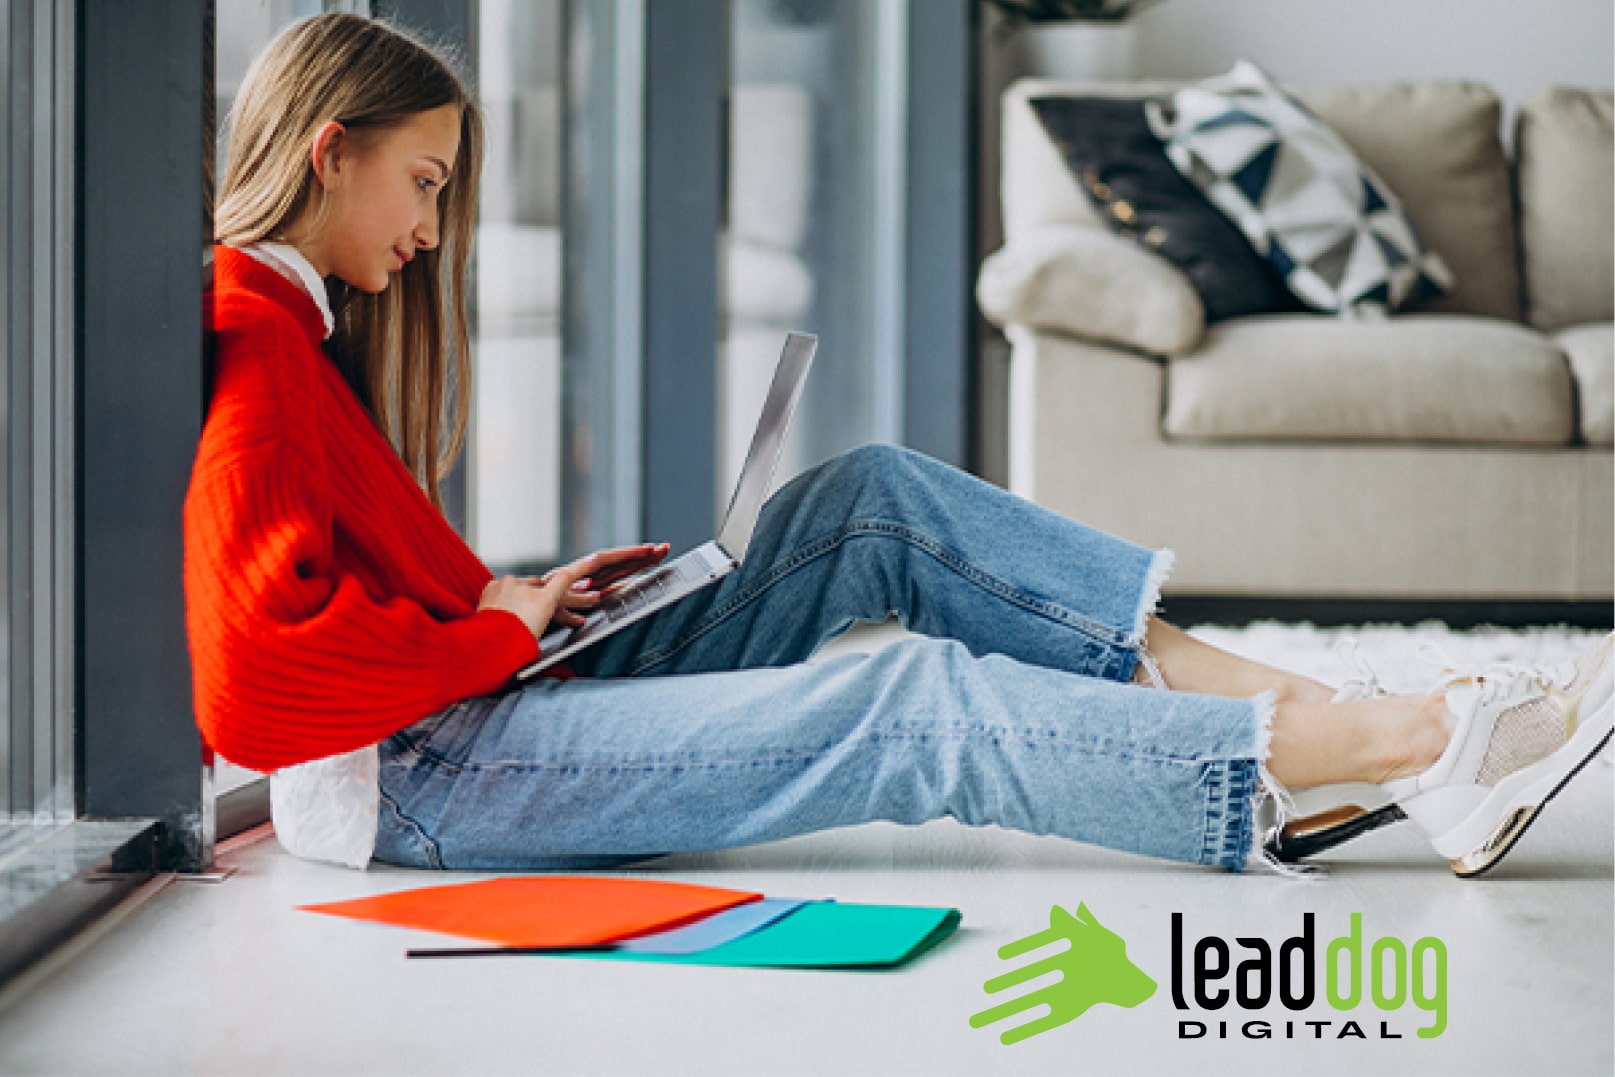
241, 240, 336, 340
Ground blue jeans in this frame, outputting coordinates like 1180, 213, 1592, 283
374, 444, 1266, 872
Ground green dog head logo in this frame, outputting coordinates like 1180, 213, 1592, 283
970, 903, 1157, 1045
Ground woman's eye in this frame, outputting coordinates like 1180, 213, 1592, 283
417, 177, 434, 192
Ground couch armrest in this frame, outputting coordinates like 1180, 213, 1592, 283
977, 226, 1205, 357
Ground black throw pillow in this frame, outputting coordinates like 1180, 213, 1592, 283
1029, 95, 1302, 323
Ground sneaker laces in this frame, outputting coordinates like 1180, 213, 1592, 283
1334, 638, 1388, 697
1438, 662, 1570, 707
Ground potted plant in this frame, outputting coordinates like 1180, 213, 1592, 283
983, 0, 1169, 80
986, 0, 1167, 23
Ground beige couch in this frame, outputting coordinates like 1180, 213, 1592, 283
978, 78, 1613, 601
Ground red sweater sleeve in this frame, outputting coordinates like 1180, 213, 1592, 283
185, 312, 540, 772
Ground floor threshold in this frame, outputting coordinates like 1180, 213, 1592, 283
0, 819, 161, 988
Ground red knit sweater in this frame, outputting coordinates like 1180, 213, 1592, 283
185, 246, 549, 772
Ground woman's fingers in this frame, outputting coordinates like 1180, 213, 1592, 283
541, 560, 593, 592
600, 541, 667, 558
557, 589, 600, 610
520, 543, 671, 600
589, 543, 670, 569
536, 576, 594, 594
481, 546, 665, 639
580, 543, 672, 589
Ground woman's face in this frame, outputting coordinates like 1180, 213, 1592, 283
303, 103, 462, 292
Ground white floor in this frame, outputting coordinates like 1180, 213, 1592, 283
0, 623, 1609, 1076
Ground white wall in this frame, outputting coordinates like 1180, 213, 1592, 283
981, 0, 1614, 258
1130, 0, 1612, 130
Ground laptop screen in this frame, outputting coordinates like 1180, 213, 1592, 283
716, 332, 818, 559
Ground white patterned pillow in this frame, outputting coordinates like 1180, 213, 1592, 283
1145, 61, 1453, 319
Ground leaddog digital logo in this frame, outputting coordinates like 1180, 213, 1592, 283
969, 903, 1157, 1045
970, 905, 1449, 1046
1172, 912, 1447, 1041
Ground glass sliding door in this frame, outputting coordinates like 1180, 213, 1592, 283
723, 0, 910, 504
215, 0, 325, 142
469, 0, 566, 571
557, 0, 645, 559
1, 0, 74, 827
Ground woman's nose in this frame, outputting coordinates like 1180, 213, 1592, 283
415, 208, 440, 251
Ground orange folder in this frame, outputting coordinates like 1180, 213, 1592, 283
300, 876, 762, 948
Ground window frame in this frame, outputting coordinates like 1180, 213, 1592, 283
2, 0, 76, 828
0, 0, 188, 992
76, 0, 209, 865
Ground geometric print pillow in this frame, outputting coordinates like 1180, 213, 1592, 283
1027, 95, 1302, 323
1145, 61, 1454, 319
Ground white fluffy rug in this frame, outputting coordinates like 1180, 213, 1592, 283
1193, 619, 1614, 765
830, 616, 1608, 694
1186, 619, 1608, 695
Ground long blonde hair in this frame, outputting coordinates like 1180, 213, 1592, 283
215, 13, 483, 514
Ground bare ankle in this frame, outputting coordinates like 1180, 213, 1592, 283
1368, 695, 1456, 784
1276, 676, 1336, 707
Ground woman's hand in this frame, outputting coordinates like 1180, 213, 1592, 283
477, 543, 671, 640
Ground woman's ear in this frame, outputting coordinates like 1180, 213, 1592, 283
309, 120, 348, 189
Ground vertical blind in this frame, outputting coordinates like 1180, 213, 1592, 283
1, 0, 74, 825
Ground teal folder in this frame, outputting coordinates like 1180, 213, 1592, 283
617, 897, 813, 955
584, 900, 960, 968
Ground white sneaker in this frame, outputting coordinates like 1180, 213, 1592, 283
1382, 632, 1615, 877
1265, 640, 1405, 863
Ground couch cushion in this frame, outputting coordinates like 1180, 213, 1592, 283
1147, 62, 1453, 319
1027, 94, 1298, 322
1164, 315, 1574, 444
976, 225, 1205, 356
1517, 89, 1615, 333
1001, 78, 1183, 241
1294, 81, 1520, 323
1556, 324, 1615, 446
1003, 77, 1520, 322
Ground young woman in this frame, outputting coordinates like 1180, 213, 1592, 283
189, 12, 1613, 879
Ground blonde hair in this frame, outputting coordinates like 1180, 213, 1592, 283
215, 13, 483, 514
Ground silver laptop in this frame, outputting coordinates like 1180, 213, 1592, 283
516, 332, 818, 679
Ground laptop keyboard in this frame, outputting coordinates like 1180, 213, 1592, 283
596, 559, 693, 624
